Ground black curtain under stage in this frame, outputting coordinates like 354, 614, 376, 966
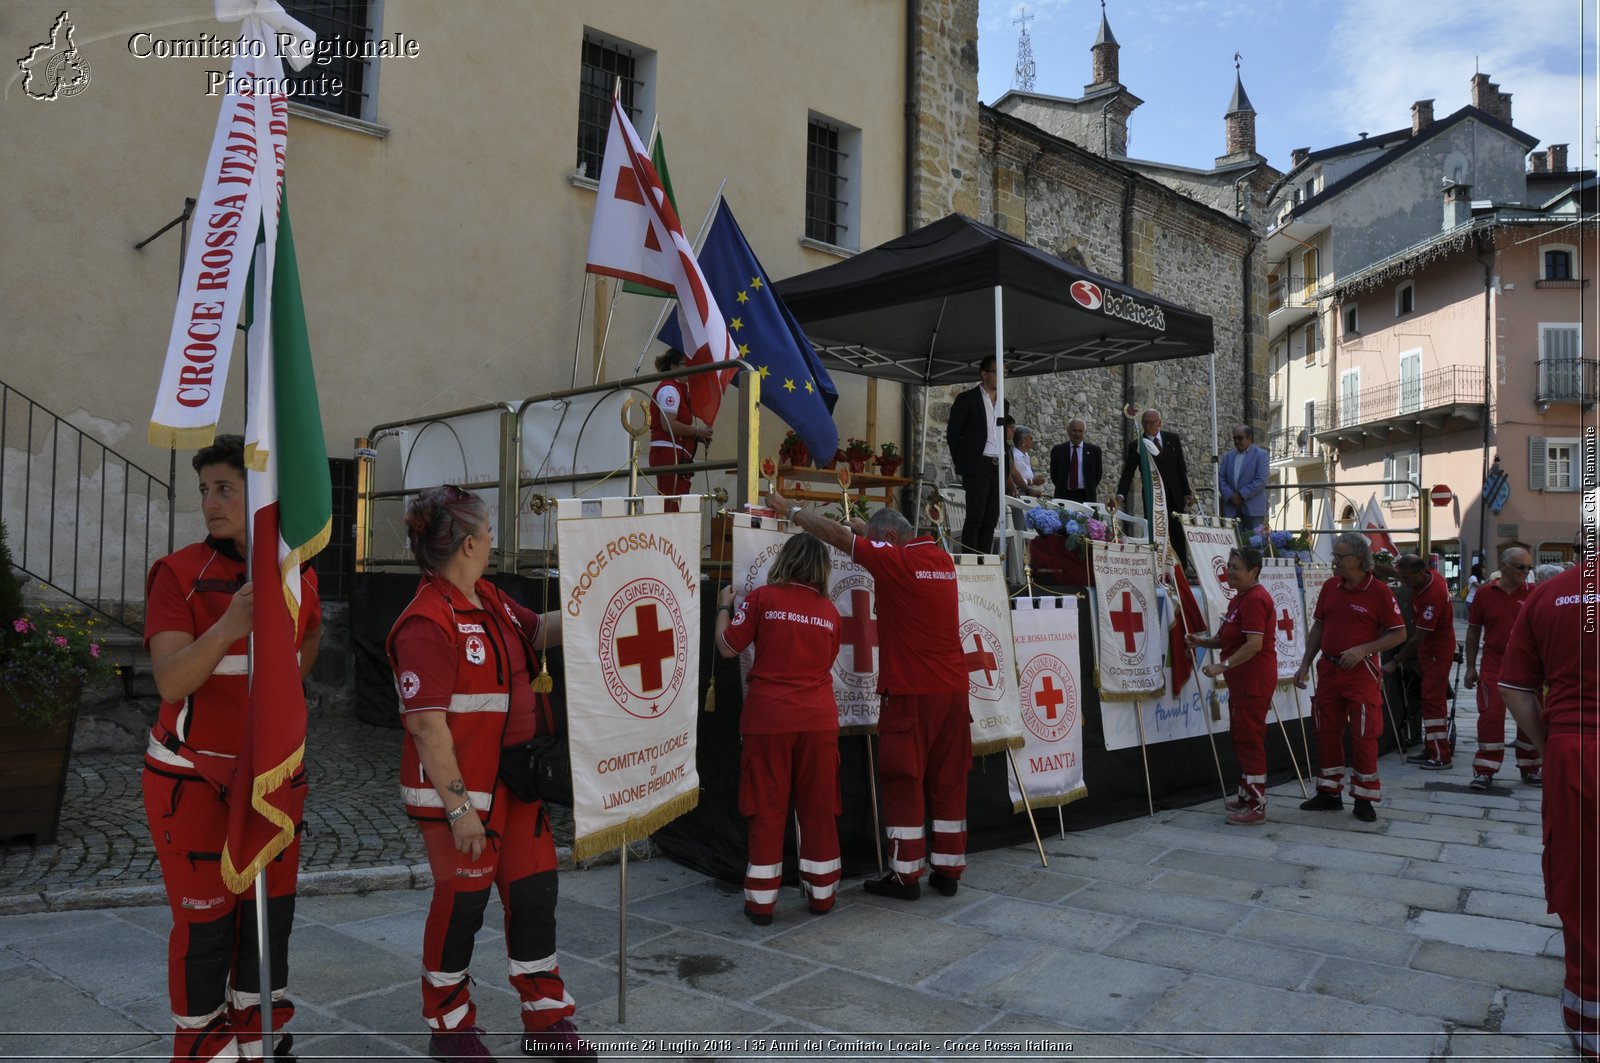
351, 573, 1350, 885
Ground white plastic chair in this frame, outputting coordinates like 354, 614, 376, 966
1005, 495, 1041, 581
1114, 510, 1150, 542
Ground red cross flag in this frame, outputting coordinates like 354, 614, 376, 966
1257, 556, 1306, 682
954, 556, 1025, 756
557, 496, 703, 861
584, 98, 737, 422
1091, 542, 1165, 699
1008, 596, 1088, 812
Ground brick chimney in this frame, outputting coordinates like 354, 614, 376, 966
1549, 143, 1568, 172
1090, 12, 1119, 87
1290, 146, 1310, 169
1411, 99, 1434, 135
1530, 151, 1549, 173
1470, 73, 1495, 111
1224, 72, 1256, 157
1443, 182, 1473, 231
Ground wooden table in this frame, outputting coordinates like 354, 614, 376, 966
777, 464, 912, 511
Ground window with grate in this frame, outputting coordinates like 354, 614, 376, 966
806, 118, 850, 247
577, 33, 646, 180
311, 458, 356, 601
280, 1, 377, 121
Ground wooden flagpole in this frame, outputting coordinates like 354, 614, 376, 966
1133, 700, 1155, 817
865, 734, 884, 874
1004, 747, 1049, 868
1171, 571, 1231, 804
1270, 688, 1309, 798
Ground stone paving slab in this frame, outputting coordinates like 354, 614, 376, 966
1410, 940, 1567, 995
1054, 880, 1255, 934
1147, 867, 1264, 904
1152, 846, 1307, 885
925, 942, 1186, 1030
1102, 923, 1316, 990
1465, 888, 1564, 928
1250, 882, 1413, 928
1306, 954, 1500, 1027
1229, 906, 1420, 967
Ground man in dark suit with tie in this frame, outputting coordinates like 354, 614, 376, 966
1049, 419, 1103, 504
946, 356, 1008, 554
1115, 407, 1196, 566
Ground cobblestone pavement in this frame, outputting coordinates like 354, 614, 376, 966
1, 712, 431, 905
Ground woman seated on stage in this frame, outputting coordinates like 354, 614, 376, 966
715, 533, 843, 925
385, 485, 593, 1062
1185, 546, 1278, 825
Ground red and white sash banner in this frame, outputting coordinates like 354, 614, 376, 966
1258, 558, 1306, 683
1006, 597, 1087, 812
955, 556, 1025, 756
1101, 670, 1230, 750
1090, 542, 1165, 700
1180, 517, 1241, 633
149, 3, 315, 449
557, 496, 702, 861
727, 513, 878, 732
584, 98, 737, 423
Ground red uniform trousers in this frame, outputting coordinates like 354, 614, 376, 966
877, 691, 971, 883
738, 731, 842, 917
1228, 694, 1272, 809
1312, 663, 1383, 803
648, 447, 692, 508
1418, 652, 1453, 762
142, 766, 306, 1063
1543, 735, 1600, 1059
1473, 668, 1542, 777
417, 785, 575, 1034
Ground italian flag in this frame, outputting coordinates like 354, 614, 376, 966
222, 191, 331, 893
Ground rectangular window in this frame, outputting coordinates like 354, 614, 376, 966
280, 0, 378, 121
1339, 368, 1360, 426
1302, 399, 1317, 455
1529, 436, 1589, 492
1396, 281, 1415, 316
1343, 304, 1359, 335
805, 112, 861, 250
1384, 450, 1419, 501
1540, 323, 1583, 401
1398, 349, 1422, 414
1301, 248, 1317, 303
577, 31, 654, 180
1545, 249, 1573, 280
1303, 321, 1317, 366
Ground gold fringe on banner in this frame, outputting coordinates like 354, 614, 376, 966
219, 742, 305, 893
149, 422, 221, 450
972, 735, 1026, 758
1098, 688, 1162, 702
571, 789, 700, 864
1011, 785, 1088, 815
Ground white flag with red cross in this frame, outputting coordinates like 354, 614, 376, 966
1090, 541, 1165, 699
1006, 596, 1088, 812
954, 556, 1025, 756
584, 97, 737, 423
1257, 557, 1306, 684
727, 513, 879, 732
557, 496, 702, 861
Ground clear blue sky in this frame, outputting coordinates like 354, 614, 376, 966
977, 0, 1596, 173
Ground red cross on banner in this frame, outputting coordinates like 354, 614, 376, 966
965, 633, 997, 685
1109, 590, 1144, 653
1034, 674, 1066, 721
841, 588, 878, 672
617, 602, 676, 693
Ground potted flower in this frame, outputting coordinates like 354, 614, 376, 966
843, 438, 872, 473
0, 521, 117, 843
874, 442, 902, 478
778, 430, 810, 469
1249, 524, 1312, 559
1023, 503, 1111, 585
1371, 550, 1398, 580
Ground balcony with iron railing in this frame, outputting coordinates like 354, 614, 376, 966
1315, 366, 1486, 447
1538, 356, 1599, 406
1266, 274, 1316, 339
1267, 425, 1320, 466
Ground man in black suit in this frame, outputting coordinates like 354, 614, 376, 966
1115, 407, 1196, 566
1049, 419, 1103, 504
946, 356, 1008, 554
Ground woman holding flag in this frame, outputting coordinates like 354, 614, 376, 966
1185, 546, 1276, 825
386, 486, 593, 1062
649, 347, 713, 504
143, 434, 321, 1063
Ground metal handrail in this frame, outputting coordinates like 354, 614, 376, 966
1317, 365, 1485, 431
1, 379, 173, 632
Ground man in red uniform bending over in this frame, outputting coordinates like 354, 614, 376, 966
767, 489, 970, 899
1389, 554, 1458, 770
1463, 546, 1537, 789
1500, 553, 1600, 1060
1293, 531, 1406, 823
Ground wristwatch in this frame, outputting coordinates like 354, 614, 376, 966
445, 799, 474, 824
789, 505, 803, 520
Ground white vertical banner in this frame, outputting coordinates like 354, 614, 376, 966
728, 513, 878, 732
1090, 542, 1165, 699
1181, 518, 1241, 633
1007, 596, 1088, 810
1258, 558, 1306, 683
954, 557, 1025, 756
1300, 561, 1333, 626
1099, 670, 1227, 750
558, 497, 702, 861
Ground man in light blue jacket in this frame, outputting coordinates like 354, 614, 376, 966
1219, 425, 1269, 522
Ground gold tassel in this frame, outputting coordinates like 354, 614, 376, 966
704, 675, 717, 713
531, 654, 553, 694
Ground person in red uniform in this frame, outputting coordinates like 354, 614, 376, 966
715, 533, 843, 924
386, 486, 593, 1063
766, 489, 969, 900
1500, 555, 1600, 1061
143, 434, 322, 1063
1186, 547, 1276, 825
1293, 532, 1407, 822
1464, 546, 1537, 789
648, 348, 713, 505
1389, 554, 1459, 770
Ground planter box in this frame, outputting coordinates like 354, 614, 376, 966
0, 684, 82, 845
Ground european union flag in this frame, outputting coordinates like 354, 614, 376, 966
660, 198, 839, 463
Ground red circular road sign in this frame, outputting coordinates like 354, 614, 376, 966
1430, 484, 1454, 507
